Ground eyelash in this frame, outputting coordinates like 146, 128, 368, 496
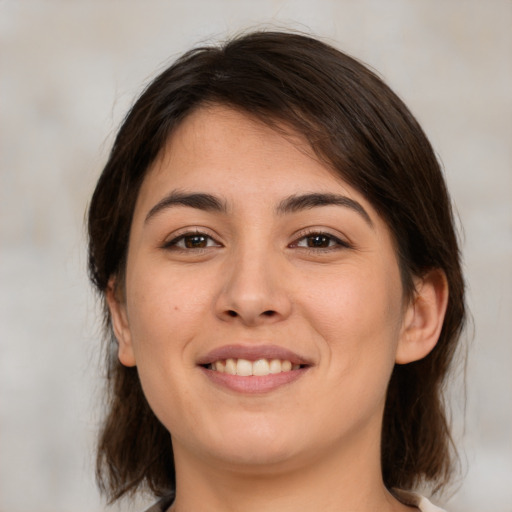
162, 230, 222, 251
162, 229, 351, 253
289, 230, 352, 252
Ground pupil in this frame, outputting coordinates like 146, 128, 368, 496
308, 235, 329, 247
185, 235, 207, 248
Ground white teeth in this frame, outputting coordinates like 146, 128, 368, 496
209, 358, 300, 376
252, 358, 270, 376
225, 358, 237, 375
269, 359, 281, 374
236, 359, 252, 376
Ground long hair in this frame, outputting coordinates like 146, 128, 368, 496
88, 30, 465, 502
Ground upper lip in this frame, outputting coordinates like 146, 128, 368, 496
197, 344, 313, 366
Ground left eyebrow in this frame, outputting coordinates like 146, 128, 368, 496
276, 193, 373, 228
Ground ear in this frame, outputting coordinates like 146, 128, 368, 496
396, 269, 449, 365
106, 277, 137, 367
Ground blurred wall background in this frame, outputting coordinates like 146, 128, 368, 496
1, 1, 511, 511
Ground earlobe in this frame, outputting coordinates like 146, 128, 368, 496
106, 277, 137, 367
396, 269, 449, 365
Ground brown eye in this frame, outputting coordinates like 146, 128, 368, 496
183, 235, 209, 248
164, 232, 221, 250
306, 235, 332, 248
292, 232, 350, 251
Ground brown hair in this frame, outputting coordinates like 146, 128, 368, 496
88, 30, 466, 502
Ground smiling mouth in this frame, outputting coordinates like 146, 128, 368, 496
204, 358, 304, 376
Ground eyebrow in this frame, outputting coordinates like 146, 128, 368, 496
276, 193, 373, 227
145, 191, 227, 223
145, 190, 373, 228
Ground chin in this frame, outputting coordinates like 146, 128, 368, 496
195, 420, 304, 469
208, 441, 301, 471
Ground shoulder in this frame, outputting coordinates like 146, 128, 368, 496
393, 489, 447, 512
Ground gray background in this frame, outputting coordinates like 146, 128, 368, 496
1, 1, 511, 511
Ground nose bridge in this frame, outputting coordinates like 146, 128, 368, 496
216, 235, 291, 324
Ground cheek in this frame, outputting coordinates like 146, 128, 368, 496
301, 263, 405, 394
303, 263, 403, 339
125, 265, 211, 362
122, 269, 208, 427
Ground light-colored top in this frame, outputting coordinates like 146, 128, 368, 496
417, 496, 446, 512
144, 490, 446, 512
393, 489, 446, 512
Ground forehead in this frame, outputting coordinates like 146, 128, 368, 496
141, 105, 353, 201
160, 106, 317, 171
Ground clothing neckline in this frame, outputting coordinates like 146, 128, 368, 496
144, 490, 446, 512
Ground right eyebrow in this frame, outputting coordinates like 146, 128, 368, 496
144, 190, 227, 224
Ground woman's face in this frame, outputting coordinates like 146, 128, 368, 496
109, 105, 414, 473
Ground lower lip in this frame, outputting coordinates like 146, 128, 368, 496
200, 367, 309, 394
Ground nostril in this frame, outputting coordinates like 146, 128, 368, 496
263, 310, 276, 316
227, 310, 238, 317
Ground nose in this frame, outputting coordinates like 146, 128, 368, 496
214, 246, 292, 326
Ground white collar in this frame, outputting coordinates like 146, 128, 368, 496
393, 489, 447, 512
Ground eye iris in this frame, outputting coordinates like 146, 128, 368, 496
184, 235, 208, 248
307, 235, 330, 248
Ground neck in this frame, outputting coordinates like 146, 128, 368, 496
169, 426, 413, 512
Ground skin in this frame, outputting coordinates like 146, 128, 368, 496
108, 105, 448, 512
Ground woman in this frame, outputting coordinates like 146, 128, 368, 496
88, 31, 465, 512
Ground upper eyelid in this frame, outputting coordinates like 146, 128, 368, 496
290, 228, 351, 246
162, 228, 222, 248
297, 233, 343, 243
292, 236, 349, 250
